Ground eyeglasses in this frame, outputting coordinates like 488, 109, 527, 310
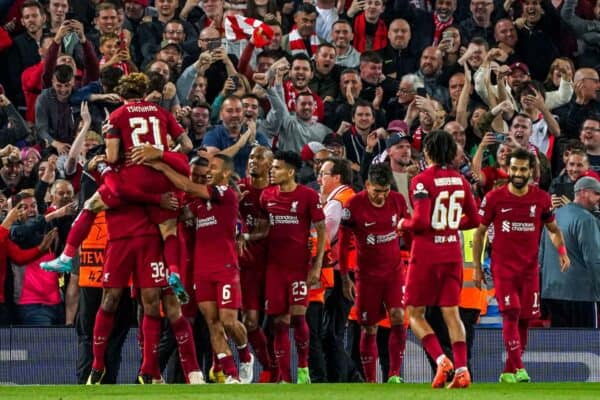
398, 88, 415, 95
318, 171, 332, 177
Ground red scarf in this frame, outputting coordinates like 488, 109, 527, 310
283, 80, 324, 122
353, 13, 387, 53
288, 28, 320, 56
432, 13, 454, 45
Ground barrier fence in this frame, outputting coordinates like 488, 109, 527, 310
1, 327, 599, 384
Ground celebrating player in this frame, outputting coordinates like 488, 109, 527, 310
148, 153, 254, 384
260, 151, 326, 384
42, 73, 193, 301
473, 148, 570, 383
238, 146, 276, 380
398, 130, 480, 389
339, 163, 409, 383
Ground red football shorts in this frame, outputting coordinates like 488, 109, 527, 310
194, 269, 242, 310
355, 271, 405, 326
103, 235, 167, 288
265, 265, 308, 315
493, 271, 540, 318
405, 261, 462, 307
240, 266, 266, 311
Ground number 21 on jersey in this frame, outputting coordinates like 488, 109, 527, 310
431, 190, 464, 230
129, 116, 164, 150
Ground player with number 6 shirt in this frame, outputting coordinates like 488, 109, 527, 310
146, 153, 254, 384
398, 130, 480, 389
473, 148, 570, 384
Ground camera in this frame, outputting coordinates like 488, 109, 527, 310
493, 132, 507, 143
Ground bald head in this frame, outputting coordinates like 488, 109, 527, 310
420, 46, 443, 76
388, 19, 411, 50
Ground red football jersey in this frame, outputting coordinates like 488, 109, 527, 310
105, 100, 184, 156
238, 177, 269, 270
260, 184, 325, 271
401, 165, 480, 263
339, 190, 409, 278
479, 184, 553, 277
105, 203, 160, 241
191, 186, 239, 276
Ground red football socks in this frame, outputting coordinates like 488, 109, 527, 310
291, 315, 309, 368
170, 316, 200, 381
452, 341, 468, 370
247, 328, 272, 370
65, 209, 96, 256
273, 321, 291, 382
140, 315, 162, 379
518, 319, 529, 352
502, 310, 524, 371
359, 330, 378, 383
388, 324, 407, 377
421, 333, 444, 361
237, 343, 252, 364
163, 235, 180, 275
218, 353, 238, 378
91, 308, 115, 371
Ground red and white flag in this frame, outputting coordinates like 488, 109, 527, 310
224, 15, 274, 48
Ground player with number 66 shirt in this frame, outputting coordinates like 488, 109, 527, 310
398, 130, 480, 389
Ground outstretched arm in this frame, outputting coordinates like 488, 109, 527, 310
147, 160, 210, 199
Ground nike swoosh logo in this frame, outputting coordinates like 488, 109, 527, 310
364, 222, 376, 227
501, 208, 512, 213
267, 202, 276, 207
222, 300, 232, 305
293, 297, 304, 302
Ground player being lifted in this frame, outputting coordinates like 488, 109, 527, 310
473, 148, 570, 383
42, 73, 193, 299
398, 130, 480, 389
338, 163, 410, 383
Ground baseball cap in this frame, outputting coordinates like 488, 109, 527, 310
510, 62, 530, 75
300, 142, 327, 161
123, 0, 149, 7
322, 133, 344, 147
386, 132, 412, 148
160, 40, 182, 53
574, 176, 600, 194
387, 119, 409, 134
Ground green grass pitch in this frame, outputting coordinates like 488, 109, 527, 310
1, 383, 600, 400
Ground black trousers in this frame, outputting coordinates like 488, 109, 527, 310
424, 306, 480, 378
322, 270, 356, 382
76, 287, 135, 384
544, 299, 598, 328
306, 301, 327, 382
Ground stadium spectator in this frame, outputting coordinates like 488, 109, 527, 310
4, 0, 47, 107
561, 0, 600, 67
339, 100, 387, 166
540, 176, 600, 328
202, 96, 269, 178
281, 3, 323, 57
580, 116, 600, 173
358, 51, 398, 108
415, 46, 450, 107
0, 95, 30, 148
379, 19, 419, 80
331, 19, 360, 69
459, 0, 497, 45
548, 149, 596, 206
0, 205, 56, 325
309, 43, 341, 102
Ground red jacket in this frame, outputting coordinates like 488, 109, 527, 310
0, 226, 42, 303
21, 61, 44, 122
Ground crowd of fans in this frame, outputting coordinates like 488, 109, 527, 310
0, 0, 599, 384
